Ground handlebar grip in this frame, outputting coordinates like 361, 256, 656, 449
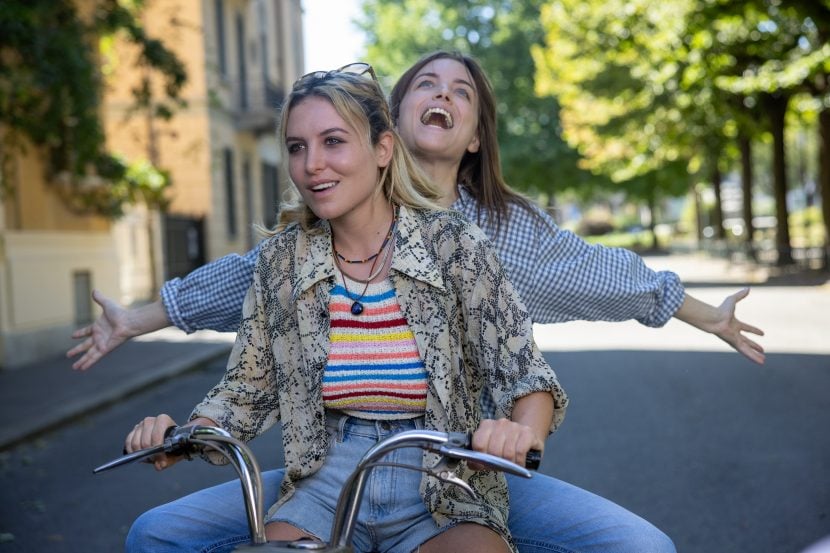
460, 432, 542, 470
524, 449, 541, 471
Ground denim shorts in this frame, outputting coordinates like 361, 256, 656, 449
267, 411, 449, 552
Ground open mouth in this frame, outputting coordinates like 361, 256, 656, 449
420, 107, 453, 129
310, 181, 337, 192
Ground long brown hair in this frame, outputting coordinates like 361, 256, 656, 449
390, 50, 533, 231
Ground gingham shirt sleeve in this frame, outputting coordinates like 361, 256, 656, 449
523, 210, 685, 327
160, 243, 261, 333
453, 187, 685, 328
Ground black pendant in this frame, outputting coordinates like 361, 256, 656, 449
350, 301, 364, 315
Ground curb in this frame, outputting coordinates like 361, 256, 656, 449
0, 340, 232, 451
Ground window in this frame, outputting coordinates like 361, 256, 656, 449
224, 148, 237, 238
261, 162, 280, 229
235, 12, 248, 110
214, 0, 227, 77
242, 158, 254, 247
73, 271, 93, 326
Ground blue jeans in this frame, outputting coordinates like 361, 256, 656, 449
126, 468, 675, 553
268, 414, 453, 552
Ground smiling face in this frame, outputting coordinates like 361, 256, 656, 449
396, 57, 481, 165
284, 96, 393, 225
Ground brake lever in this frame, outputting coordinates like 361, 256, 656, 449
437, 445, 532, 479
93, 425, 195, 474
443, 431, 542, 471
93, 443, 166, 473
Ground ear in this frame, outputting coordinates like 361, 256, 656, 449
375, 131, 395, 168
466, 131, 480, 154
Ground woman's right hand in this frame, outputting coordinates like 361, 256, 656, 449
125, 414, 182, 471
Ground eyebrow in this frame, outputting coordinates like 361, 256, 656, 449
415, 71, 475, 90
285, 127, 351, 142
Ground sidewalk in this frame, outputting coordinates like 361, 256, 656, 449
0, 329, 233, 451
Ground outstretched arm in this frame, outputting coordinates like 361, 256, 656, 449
500, 207, 764, 364
67, 290, 171, 370
673, 288, 765, 365
67, 246, 260, 370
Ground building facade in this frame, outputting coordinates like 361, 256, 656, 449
0, 0, 304, 369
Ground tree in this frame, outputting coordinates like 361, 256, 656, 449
357, 0, 602, 201
709, 0, 830, 266
0, 0, 186, 217
534, 0, 828, 265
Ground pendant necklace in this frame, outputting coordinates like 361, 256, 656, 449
338, 252, 380, 315
333, 207, 398, 316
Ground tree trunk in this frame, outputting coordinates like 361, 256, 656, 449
647, 189, 659, 251
694, 186, 704, 247
819, 108, 830, 270
739, 134, 756, 261
711, 164, 725, 241
765, 93, 793, 265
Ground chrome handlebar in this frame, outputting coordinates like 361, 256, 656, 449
94, 427, 537, 549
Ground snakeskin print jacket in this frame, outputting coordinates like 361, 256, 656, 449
191, 206, 568, 550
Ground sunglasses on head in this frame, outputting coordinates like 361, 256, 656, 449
295, 62, 378, 86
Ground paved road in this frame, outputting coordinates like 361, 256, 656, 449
1, 254, 828, 552
0, 360, 283, 553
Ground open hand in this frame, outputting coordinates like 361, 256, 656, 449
67, 290, 132, 370
712, 288, 765, 365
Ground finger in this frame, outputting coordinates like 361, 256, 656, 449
91, 289, 107, 308
484, 421, 509, 459
743, 336, 765, 355
738, 341, 765, 365
70, 326, 92, 339
740, 322, 764, 336
125, 425, 140, 453
66, 338, 92, 358
131, 418, 157, 451
72, 347, 102, 371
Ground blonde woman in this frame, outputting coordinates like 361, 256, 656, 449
123, 66, 565, 553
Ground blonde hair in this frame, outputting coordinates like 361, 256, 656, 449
270, 71, 442, 234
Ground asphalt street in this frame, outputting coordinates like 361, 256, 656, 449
1, 254, 828, 552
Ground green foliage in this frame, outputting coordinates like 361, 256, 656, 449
532, 0, 830, 237
357, 0, 602, 197
54, 154, 170, 217
0, 0, 186, 217
533, 0, 705, 188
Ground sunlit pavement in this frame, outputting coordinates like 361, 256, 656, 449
533, 252, 830, 356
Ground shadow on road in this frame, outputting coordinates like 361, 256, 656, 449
0, 349, 827, 553
542, 349, 830, 553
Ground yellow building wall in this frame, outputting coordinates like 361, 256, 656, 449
103, 0, 214, 219
0, 140, 120, 369
4, 142, 110, 233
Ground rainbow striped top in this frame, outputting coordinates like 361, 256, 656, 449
323, 272, 428, 420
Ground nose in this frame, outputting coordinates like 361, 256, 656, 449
305, 144, 324, 174
432, 82, 450, 101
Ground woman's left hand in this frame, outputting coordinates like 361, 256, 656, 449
471, 418, 544, 468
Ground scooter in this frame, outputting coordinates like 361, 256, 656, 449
94, 424, 540, 552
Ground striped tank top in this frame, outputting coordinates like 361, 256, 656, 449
323, 271, 428, 419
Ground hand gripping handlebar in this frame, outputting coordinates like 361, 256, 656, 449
94, 426, 542, 550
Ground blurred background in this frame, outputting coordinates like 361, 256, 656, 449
1, 0, 828, 368
1, 1, 829, 552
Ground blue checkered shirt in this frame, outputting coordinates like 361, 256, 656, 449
161, 186, 684, 416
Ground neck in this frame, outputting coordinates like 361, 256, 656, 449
330, 201, 395, 260
414, 154, 460, 207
